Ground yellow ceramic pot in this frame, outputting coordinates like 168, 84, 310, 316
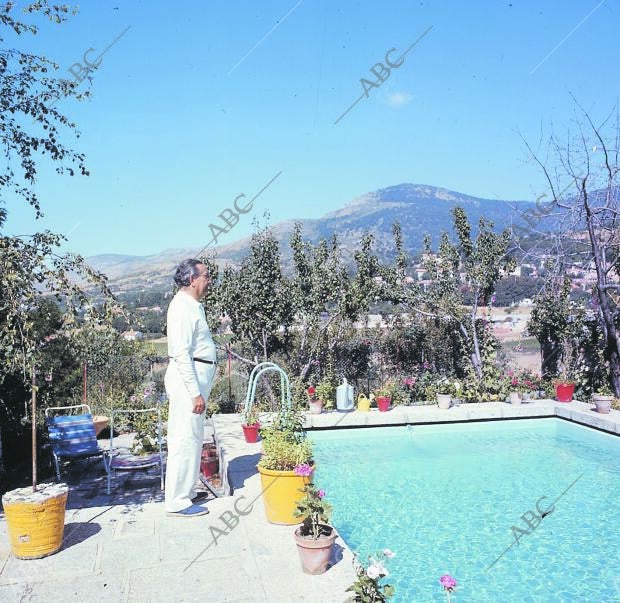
357, 394, 371, 412
2, 483, 68, 559
257, 466, 312, 525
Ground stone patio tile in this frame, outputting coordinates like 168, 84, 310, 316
113, 518, 156, 540
98, 535, 160, 573
0, 582, 32, 600
124, 556, 266, 602
159, 513, 251, 563
0, 523, 101, 585
26, 574, 125, 602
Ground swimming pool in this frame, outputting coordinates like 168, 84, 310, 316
311, 418, 620, 602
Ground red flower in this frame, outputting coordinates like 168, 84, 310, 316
307, 386, 316, 395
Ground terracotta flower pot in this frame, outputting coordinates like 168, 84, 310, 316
294, 524, 337, 575
376, 396, 391, 412
555, 383, 575, 403
242, 423, 260, 443
92, 415, 109, 437
592, 394, 613, 414
309, 399, 324, 414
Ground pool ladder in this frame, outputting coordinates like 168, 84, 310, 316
243, 362, 292, 416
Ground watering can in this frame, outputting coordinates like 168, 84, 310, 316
336, 378, 354, 412
357, 393, 371, 412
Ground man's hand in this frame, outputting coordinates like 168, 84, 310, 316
192, 395, 206, 414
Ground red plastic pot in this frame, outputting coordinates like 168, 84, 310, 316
376, 396, 391, 412
555, 383, 575, 403
242, 423, 260, 443
200, 456, 219, 478
202, 443, 217, 458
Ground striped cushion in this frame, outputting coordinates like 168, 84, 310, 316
47, 413, 101, 457
110, 452, 160, 469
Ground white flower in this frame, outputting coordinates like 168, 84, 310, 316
383, 548, 396, 558
375, 562, 389, 577
454, 382, 461, 391
366, 564, 381, 579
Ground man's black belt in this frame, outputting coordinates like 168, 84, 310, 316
192, 357, 216, 365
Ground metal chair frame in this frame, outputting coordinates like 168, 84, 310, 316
105, 406, 165, 495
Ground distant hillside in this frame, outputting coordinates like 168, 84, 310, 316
87, 183, 534, 293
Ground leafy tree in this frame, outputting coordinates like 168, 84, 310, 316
217, 226, 292, 362
0, 3, 116, 472
407, 208, 514, 378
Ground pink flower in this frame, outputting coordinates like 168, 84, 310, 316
130, 395, 137, 403
440, 574, 457, 591
294, 463, 314, 477
317, 489, 325, 498
403, 377, 415, 387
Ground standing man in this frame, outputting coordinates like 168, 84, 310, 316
164, 259, 217, 517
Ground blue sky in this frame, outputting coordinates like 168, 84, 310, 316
4, 0, 619, 256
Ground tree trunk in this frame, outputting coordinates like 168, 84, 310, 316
541, 338, 559, 379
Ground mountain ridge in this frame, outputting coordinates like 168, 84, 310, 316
88, 183, 534, 291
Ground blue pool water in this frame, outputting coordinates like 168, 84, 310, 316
311, 419, 620, 602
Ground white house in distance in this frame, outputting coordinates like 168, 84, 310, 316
122, 329, 144, 341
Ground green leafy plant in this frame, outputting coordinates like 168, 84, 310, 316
258, 406, 313, 471
242, 403, 261, 426
314, 380, 334, 406
374, 381, 395, 399
346, 549, 396, 602
293, 483, 333, 539
258, 431, 313, 471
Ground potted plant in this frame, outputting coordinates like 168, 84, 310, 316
435, 377, 459, 409
292, 483, 337, 575
374, 383, 393, 412
241, 403, 261, 443
592, 383, 615, 414
346, 548, 396, 602
257, 408, 314, 524
2, 368, 68, 560
307, 386, 323, 414
314, 380, 335, 413
553, 372, 576, 403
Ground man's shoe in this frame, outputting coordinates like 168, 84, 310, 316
191, 491, 210, 503
166, 504, 209, 518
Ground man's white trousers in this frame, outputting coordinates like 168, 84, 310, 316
164, 361, 216, 512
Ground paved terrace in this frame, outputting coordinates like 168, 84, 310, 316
1, 399, 618, 602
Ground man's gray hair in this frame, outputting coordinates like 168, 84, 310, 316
174, 258, 203, 287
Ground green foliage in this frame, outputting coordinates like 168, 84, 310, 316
258, 432, 313, 471
242, 403, 261, 426
294, 483, 333, 539
258, 406, 312, 471
314, 380, 334, 406
218, 225, 292, 360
